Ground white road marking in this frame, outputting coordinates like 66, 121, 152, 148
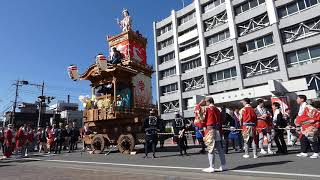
231, 170, 320, 178
26, 158, 320, 178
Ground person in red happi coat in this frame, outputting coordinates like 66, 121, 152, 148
295, 95, 320, 159
2, 124, 14, 159
240, 98, 258, 159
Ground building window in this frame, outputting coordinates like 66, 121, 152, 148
237, 13, 269, 36
242, 56, 279, 78
281, 16, 320, 43
306, 74, 320, 91
160, 67, 176, 79
204, 11, 228, 32
157, 23, 173, 36
180, 40, 199, 52
202, 0, 225, 13
234, 0, 265, 15
206, 30, 230, 46
286, 44, 320, 67
178, 26, 197, 36
182, 58, 202, 72
210, 67, 237, 83
178, 11, 196, 26
278, 0, 320, 18
161, 100, 179, 114
158, 38, 174, 50
183, 98, 194, 110
208, 47, 234, 66
183, 76, 205, 92
239, 34, 274, 54
161, 83, 178, 95
159, 52, 175, 64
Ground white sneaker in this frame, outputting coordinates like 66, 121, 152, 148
310, 153, 319, 159
216, 165, 227, 172
202, 167, 215, 173
253, 154, 258, 159
296, 153, 308, 157
260, 149, 267, 155
268, 150, 275, 155
243, 154, 250, 158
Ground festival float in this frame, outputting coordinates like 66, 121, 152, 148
67, 9, 154, 154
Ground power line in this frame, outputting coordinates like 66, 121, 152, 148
0, 93, 16, 105
19, 91, 79, 104
22, 91, 78, 99
0, 101, 13, 113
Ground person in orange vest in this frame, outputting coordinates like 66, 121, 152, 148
295, 95, 320, 159
240, 98, 258, 159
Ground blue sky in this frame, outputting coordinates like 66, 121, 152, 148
0, 0, 193, 113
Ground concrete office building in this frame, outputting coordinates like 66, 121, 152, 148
153, 0, 320, 122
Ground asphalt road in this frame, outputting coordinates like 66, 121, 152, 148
1, 145, 320, 180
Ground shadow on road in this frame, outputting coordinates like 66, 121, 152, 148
232, 160, 293, 170
157, 151, 204, 158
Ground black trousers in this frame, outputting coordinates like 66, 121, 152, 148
177, 136, 187, 155
223, 131, 230, 153
54, 140, 63, 154
145, 135, 157, 156
69, 139, 76, 152
301, 135, 319, 153
274, 129, 287, 153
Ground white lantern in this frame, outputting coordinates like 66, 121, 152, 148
96, 54, 108, 71
67, 65, 79, 81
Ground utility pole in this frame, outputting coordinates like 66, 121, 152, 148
67, 95, 70, 103
37, 81, 45, 128
10, 80, 20, 125
8, 80, 45, 127
10, 80, 29, 126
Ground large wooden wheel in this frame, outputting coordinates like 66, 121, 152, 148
91, 134, 105, 154
117, 134, 135, 154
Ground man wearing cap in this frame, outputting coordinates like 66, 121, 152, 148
240, 98, 258, 159
255, 99, 274, 155
172, 112, 188, 156
143, 109, 161, 158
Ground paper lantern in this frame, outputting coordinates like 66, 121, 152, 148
96, 54, 108, 71
67, 65, 79, 81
